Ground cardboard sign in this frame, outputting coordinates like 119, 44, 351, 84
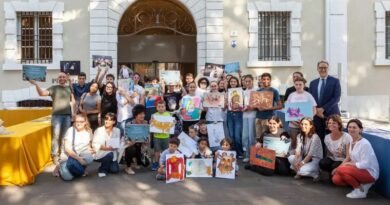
249, 91, 273, 109
250, 146, 276, 170
186, 158, 213, 178
166, 153, 185, 183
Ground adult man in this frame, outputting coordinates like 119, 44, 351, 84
309, 60, 341, 142
283, 71, 309, 101
29, 72, 74, 164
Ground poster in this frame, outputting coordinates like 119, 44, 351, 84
144, 84, 162, 96
118, 78, 134, 91
92, 55, 113, 68
228, 88, 243, 111
249, 146, 276, 170
60, 61, 80, 75
22, 65, 47, 82
263, 137, 291, 158
186, 158, 213, 178
284, 102, 313, 121
159, 70, 181, 85
125, 124, 150, 142
150, 115, 175, 134
204, 63, 224, 79
224, 62, 240, 74
177, 132, 198, 158
118, 64, 134, 79
215, 150, 236, 179
207, 122, 225, 148
166, 153, 185, 183
202, 93, 225, 108
249, 91, 273, 110
180, 96, 201, 120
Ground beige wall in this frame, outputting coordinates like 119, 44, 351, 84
348, 0, 390, 96
223, 0, 325, 94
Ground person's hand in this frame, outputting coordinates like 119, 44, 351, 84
255, 142, 262, 148
316, 108, 325, 118
29, 80, 37, 85
131, 92, 139, 98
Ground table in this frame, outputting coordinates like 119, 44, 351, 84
0, 117, 52, 186
0, 107, 51, 127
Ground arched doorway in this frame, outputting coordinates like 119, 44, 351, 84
117, 0, 197, 81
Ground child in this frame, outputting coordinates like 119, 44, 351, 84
197, 120, 208, 138
214, 138, 239, 175
151, 101, 171, 171
194, 137, 212, 159
188, 125, 200, 142
156, 137, 181, 180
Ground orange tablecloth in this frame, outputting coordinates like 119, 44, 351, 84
0, 108, 51, 127
0, 117, 52, 186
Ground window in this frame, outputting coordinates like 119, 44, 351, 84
386, 12, 390, 59
17, 12, 52, 64
258, 12, 290, 61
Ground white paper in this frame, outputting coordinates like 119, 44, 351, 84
186, 158, 213, 178
178, 132, 198, 158
207, 122, 225, 148
215, 150, 236, 179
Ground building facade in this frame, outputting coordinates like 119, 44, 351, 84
0, 0, 389, 122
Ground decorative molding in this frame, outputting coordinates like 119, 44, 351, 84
374, 1, 390, 66
2, 1, 64, 70
247, 1, 302, 68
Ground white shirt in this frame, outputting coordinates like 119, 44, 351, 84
324, 132, 352, 161
286, 91, 317, 128
92, 126, 121, 160
349, 138, 380, 180
243, 87, 257, 118
64, 127, 92, 154
116, 91, 137, 122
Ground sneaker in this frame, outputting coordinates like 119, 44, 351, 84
125, 167, 135, 175
362, 183, 374, 194
98, 173, 106, 178
151, 162, 159, 171
346, 188, 367, 199
156, 174, 165, 181
243, 158, 249, 163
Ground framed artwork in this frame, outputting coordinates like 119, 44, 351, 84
215, 150, 236, 179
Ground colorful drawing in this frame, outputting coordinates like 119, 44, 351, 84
204, 63, 225, 79
118, 64, 134, 79
263, 137, 291, 158
22, 65, 47, 82
250, 146, 276, 170
124, 124, 150, 142
118, 78, 134, 91
145, 95, 162, 108
186, 159, 213, 178
207, 122, 225, 148
177, 132, 198, 157
284, 102, 313, 121
224, 62, 240, 74
228, 88, 243, 111
215, 150, 236, 179
60, 61, 80, 75
166, 153, 185, 183
180, 96, 201, 120
150, 115, 175, 134
249, 91, 273, 110
92, 55, 113, 68
160, 70, 181, 85
144, 84, 162, 96
202, 92, 225, 108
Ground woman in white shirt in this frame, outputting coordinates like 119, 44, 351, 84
92, 112, 121, 177
332, 119, 379, 199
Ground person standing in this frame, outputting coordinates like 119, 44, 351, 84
242, 75, 257, 162
29, 72, 73, 164
284, 71, 309, 101
79, 82, 101, 132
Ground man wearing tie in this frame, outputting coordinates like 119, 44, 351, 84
309, 60, 341, 145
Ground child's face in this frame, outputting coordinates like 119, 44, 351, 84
168, 143, 178, 152
156, 103, 166, 113
188, 128, 197, 138
199, 124, 207, 133
198, 140, 208, 150
221, 142, 231, 151
268, 119, 279, 133
261, 76, 271, 87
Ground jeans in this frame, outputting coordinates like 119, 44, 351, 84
242, 117, 256, 158
227, 111, 243, 157
96, 152, 120, 174
51, 114, 71, 157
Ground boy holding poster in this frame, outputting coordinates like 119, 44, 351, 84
156, 138, 181, 180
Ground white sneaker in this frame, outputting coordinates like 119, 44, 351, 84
362, 183, 374, 194
243, 158, 249, 163
98, 173, 106, 178
346, 188, 367, 199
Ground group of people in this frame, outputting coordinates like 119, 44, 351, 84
28, 59, 379, 199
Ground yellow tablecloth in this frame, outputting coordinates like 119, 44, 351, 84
0, 117, 52, 186
0, 108, 51, 127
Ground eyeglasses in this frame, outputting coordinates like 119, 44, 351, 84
318, 67, 328, 70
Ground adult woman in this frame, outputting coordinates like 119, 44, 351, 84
79, 82, 101, 131
124, 104, 150, 175
226, 76, 243, 158
242, 75, 256, 162
319, 115, 352, 179
288, 117, 323, 181
179, 82, 202, 132
101, 82, 117, 123
332, 119, 379, 199
53, 114, 94, 179
92, 113, 120, 177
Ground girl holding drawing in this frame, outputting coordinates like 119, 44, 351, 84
179, 82, 202, 132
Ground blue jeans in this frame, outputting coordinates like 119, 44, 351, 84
242, 117, 256, 158
227, 111, 243, 157
51, 114, 71, 157
96, 152, 119, 174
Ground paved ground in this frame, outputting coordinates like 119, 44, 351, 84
1, 162, 389, 205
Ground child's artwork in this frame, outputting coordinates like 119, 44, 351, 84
60, 61, 80, 75
118, 78, 134, 91
144, 83, 162, 96
118, 64, 134, 79
125, 124, 150, 142
186, 158, 213, 178
207, 122, 225, 148
145, 95, 162, 108
262, 137, 291, 158
204, 63, 225, 79
22, 65, 47, 82
160, 70, 181, 85
180, 96, 201, 120
215, 150, 236, 179
228, 88, 243, 111
92, 55, 113, 68
224, 62, 240, 74
249, 91, 273, 110
166, 153, 185, 184
202, 92, 225, 108
150, 115, 175, 134
250, 146, 276, 170
284, 102, 313, 121
177, 132, 198, 158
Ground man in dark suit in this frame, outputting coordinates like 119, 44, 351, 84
309, 60, 341, 143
